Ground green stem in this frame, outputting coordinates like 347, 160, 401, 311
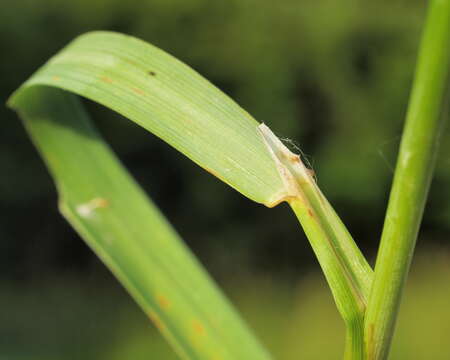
364, 0, 450, 358
344, 318, 365, 360
290, 199, 365, 360
259, 124, 371, 359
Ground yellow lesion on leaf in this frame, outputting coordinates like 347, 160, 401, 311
100, 76, 113, 84
192, 319, 205, 336
131, 87, 145, 95
157, 294, 171, 310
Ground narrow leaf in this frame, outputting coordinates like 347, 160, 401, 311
8, 31, 374, 360
10, 31, 286, 207
9, 86, 272, 360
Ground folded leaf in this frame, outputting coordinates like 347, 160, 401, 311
8, 32, 277, 360
10, 31, 287, 207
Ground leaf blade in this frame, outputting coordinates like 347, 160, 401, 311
11, 86, 272, 360
12, 31, 286, 206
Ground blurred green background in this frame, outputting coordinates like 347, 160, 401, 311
1, 0, 449, 358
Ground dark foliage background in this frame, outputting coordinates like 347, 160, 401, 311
1, 1, 449, 359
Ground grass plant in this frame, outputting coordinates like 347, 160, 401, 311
7, 0, 449, 358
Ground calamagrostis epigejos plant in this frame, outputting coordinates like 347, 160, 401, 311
7, 0, 449, 358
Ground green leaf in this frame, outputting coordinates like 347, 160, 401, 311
7, 30, 374, 360
10, 31, 286, 207
8, 32, 276, 360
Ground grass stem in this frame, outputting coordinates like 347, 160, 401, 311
364, 0, 450, 358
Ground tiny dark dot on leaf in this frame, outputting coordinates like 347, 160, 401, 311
148, 71, 156, 76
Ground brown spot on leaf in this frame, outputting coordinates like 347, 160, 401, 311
124, 58, 138, 66
52, 76, 61, 81
148, 71, 156, 76
307, 168, 316, 180
100, 76, 113, 84
287, 153, 301, 162
204, 167, 219, 178
93, 198, 109, 208
192, 320, 205, 336
157, 295, 171, 310
307, 209, 314, 217
132, 87, 145, 95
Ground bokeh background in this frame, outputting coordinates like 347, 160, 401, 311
1, 0, 450, 359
